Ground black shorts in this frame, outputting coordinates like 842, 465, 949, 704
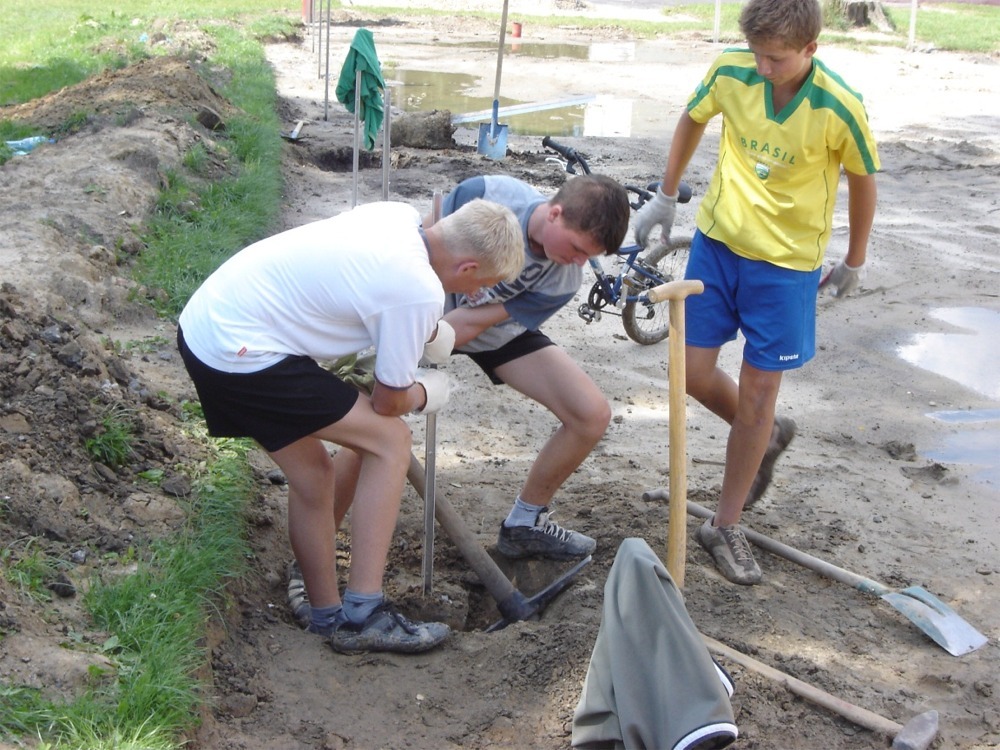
177, 328, 359, 452
463, 329, 555, 385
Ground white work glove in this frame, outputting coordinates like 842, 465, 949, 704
633, 186, 678, 248
414, 368, 451, 415
420, 320, 456, 366
824, 259, 866, 298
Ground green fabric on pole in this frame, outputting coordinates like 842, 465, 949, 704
336, 28, 385, 151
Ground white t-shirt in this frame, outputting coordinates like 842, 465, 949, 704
178, 202, 443, 390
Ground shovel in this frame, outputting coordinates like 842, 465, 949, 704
687, 500, 988, 656
407, 454, 591, 631
280, 119, 307, 142
477, 0, 509, 160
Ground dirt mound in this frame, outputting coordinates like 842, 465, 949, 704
0, 52, 236, 703
1, 55, 233, 133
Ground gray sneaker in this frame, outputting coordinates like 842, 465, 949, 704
745, 416, 797, 508
696, 518, 762, 585
496, 508, 596, 560
287, 560, 311, 626
328, 602, 450, 654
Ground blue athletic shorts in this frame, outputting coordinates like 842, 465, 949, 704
177, 327, 359, 452
684, 231, 821, 372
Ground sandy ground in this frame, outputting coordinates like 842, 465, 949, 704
1, 5, 999, 750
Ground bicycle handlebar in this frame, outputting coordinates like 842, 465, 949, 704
542, 136, 692, 206
542, 135, 590, 175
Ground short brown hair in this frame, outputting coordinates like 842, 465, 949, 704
740, 0, 822, 50
551, 174, 630, 255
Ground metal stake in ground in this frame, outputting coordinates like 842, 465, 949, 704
421, 190, 443, 595
645, 279, 704, 587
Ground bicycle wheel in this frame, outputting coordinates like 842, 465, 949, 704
621, 237, 692, 345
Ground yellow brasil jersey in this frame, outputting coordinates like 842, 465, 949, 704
689, 49, 880, 271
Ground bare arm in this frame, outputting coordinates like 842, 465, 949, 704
660, 111, 708, 196
845, 170, 877, 267
442, 304, 510, 347
370, 380, 428, 416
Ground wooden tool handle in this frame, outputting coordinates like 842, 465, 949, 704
408, 454, 516, 603
686, 501, 890, 596
703, 635, 903, 737
646, 278, 704, 303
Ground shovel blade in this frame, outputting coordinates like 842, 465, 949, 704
485, 555, 592, 632
476, 100, 508, 160
881, 587, 988, 656
477, 122, 508, 160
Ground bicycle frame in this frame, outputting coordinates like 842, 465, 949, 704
542, 135, 693, 344
580, 244, 665, 323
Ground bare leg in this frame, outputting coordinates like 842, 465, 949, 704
494, 346, 611, 505
332, 448, 362, 529
269, 396, 412, 608
271, 439, 341, 608
716, 362, 782, 526
685, 345, 781, 527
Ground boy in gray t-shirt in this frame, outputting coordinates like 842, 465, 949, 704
437, 174, 629, 560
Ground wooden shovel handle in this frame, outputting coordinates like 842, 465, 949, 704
703, 635, 904, 738
646, 278, 704, 303
494, 0, 509, 100
658, 278, 704, 586
686, 501, 891, 596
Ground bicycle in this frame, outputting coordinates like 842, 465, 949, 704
541, 135, 693, 345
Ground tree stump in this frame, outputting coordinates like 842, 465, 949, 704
837, 0, 895, 32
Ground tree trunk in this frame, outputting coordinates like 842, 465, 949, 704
839, 0, 895, 32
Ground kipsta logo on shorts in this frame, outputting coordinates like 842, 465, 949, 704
755, 162, 770, 180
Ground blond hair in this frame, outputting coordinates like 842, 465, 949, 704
436, 199, 524, 282
740, 0, 822, 49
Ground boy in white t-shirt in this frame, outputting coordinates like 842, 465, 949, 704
178, 199, 522, 653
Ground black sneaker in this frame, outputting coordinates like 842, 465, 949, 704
745, 416, 796, 508
496, 508, 596, 560
328, 602, 450, 654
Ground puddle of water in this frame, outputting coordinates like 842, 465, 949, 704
899, 309, 1000, 487
924, 410, 1000, 486
382, 38, 661, 137
384, 64, 594, 136
897, 307, 1000, 400
928, 409, 1000, 425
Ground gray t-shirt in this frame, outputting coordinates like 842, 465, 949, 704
442, 175, 583, 353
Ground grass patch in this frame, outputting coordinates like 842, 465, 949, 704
133, 22, 287, 316
0, 440, 255, 748
1, 539, 66, 604
1, 3, 291, 747
886, 3, 1000, 53
84, 403, 138, 468
346, 1, 999, 51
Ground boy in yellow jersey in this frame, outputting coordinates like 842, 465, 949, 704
634, 0, 879, 584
